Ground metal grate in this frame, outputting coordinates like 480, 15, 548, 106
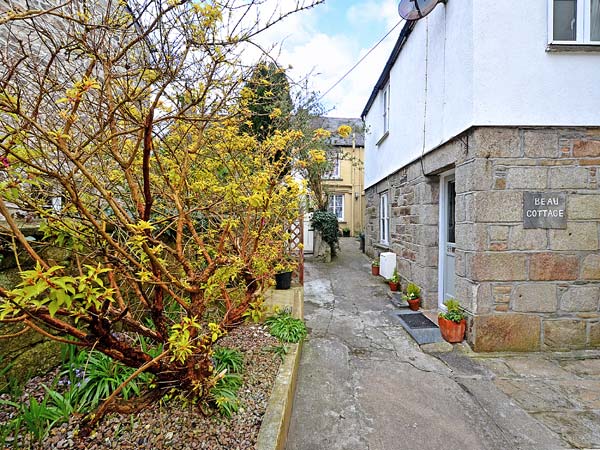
396, 312, 438, 329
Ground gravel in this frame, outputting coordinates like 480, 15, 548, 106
0, 325, 282, 449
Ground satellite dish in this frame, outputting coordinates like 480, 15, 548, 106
398, 0, 446, 20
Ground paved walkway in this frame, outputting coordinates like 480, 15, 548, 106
285, 238, 590, 450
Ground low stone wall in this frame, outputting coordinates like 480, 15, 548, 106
0, 229, 70, 384
1, 258, 63, 385
365, 126, 600, 352
257, 286, 304, 450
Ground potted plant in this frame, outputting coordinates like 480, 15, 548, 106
371, 259, 380, 276
438, 299, 467, 343
388, 268, 400, 292
274, 257, 296, 290
403, 283, 421, 311
342, 227, 351, 237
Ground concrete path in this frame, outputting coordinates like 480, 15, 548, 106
286, 238, 568, 450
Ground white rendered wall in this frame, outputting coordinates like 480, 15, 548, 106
365, 1, 474, 188
365, 0, 600, 188
473, 0, 600, 126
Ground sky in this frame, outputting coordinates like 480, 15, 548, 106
254, 0, 403, 119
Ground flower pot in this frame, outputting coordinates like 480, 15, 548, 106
407, 298, 420, 311
342, 230, 350, 237
388, 281, 399, 292
438, 316, 466, 343
371, 265, 380, 276
275, 271, 292, 290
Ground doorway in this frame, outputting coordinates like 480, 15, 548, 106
438, 170, 456, 310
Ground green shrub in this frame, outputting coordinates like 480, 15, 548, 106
210, 375, 243, 418
311, 210, 339, 256
212, 347, 244, 374
210, 347, 244, 417
61, 346, 154, 411
265, 310, 307, 343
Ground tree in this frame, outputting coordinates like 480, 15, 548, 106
243, 61, 294, 142
0, 0, 322, 423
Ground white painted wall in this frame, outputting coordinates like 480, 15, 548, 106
365, 0, 600, 188
365, 1, 474, 187
473, 0, 600, 126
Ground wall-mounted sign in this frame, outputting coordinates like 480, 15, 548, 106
523, 192, 567, 229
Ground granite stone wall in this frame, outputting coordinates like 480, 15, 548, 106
365, 127, 600, 352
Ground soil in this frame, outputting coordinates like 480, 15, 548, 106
0, 325, 282, 449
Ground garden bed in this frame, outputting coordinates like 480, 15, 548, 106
0, 325, 282, 449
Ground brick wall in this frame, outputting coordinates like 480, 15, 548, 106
365, 127, 600, 351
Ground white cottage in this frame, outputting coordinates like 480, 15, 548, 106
362, 0, 600, 352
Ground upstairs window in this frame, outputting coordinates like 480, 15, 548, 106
550, 0, 600, 44
323, 151, 341, 179
382, 83, 390, 136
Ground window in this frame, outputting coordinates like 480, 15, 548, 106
382, 83, 390, 136
549, 0, 600, 43
323, 152, 341, 179
379, 192, 389, 245
447, 181, 456, 244
328, 194, 344, 221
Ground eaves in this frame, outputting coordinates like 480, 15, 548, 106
360, 20, 417, 119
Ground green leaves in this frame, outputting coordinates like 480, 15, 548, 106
311, 210, 340, 256
7, 263, 114, 318
210, 347, 244, 418
212, 347, 244, 374
265, 310, 307, 343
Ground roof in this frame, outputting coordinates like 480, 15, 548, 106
312, 117, 365, 147
360, 20, 416, 119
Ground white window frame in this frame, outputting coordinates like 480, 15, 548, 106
379, 192, 389, 245
548, 0, 600, 44
323, 152, 341, 179
382, 83, 390, 136
329, 194, 344, 221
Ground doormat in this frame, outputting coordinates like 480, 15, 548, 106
397, 312, 438, 329
392, 311, 443, 345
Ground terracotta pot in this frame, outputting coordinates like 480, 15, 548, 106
438, 316, 466, 343
407, 298, 420, 311
389, 281, 399, 292
371, 265, 380, 276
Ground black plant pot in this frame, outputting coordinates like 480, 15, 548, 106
275, 271, 293, 290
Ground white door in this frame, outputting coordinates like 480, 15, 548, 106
438, 172, 456, 309
303, 213, 314, 254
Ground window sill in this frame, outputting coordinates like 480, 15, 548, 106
374, 242, 389, 251
376, 131, 389, 146
546, 43, 600, 52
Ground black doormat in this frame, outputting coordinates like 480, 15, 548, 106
396, 312, 438, 329
391, 311, 442, 345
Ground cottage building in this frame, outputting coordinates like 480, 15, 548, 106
362, 1, 600, 351
316, 117, 365, 237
